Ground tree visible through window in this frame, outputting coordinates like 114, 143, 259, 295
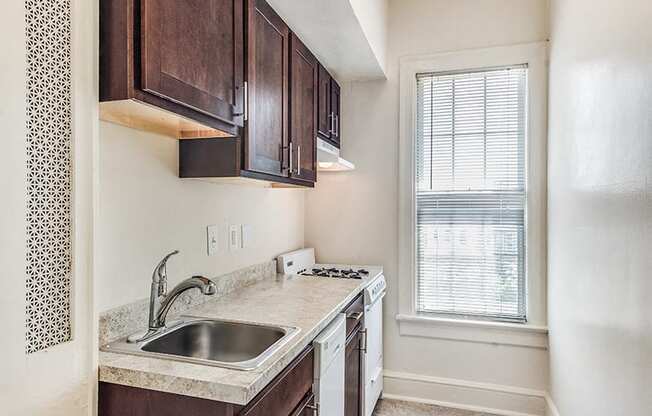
415, 66, 527, 322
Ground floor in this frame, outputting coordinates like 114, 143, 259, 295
373, 399, 500, 416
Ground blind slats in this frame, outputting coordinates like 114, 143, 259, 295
415, 66, 527, 322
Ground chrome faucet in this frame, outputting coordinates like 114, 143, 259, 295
128, 250, 217, 343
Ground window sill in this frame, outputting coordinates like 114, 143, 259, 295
396, 314, 549, 349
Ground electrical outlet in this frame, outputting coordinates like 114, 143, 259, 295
207, 225, 218, 256
228, 225, 240, 251
241, 224, 253, 248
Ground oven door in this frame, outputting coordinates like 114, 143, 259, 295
363, 288, 385, 416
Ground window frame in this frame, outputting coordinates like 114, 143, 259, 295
397, 43, 548, 346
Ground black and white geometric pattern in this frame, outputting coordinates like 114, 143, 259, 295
25, 0, 72, 354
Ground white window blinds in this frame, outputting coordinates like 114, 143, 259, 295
415, 66, 527, 322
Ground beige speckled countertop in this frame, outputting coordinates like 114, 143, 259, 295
99, 272, 379, 405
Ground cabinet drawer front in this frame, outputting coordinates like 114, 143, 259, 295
140, 0, 244, 125
343, 294, 364, 337
240, 346, 314, 416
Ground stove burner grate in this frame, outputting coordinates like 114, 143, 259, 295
300, 267, 370, 279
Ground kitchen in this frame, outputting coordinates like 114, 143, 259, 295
1, 1, 651, 416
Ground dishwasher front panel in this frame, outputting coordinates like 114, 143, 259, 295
313, 313, 346, 416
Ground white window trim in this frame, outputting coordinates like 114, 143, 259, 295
398, 42, 549, 347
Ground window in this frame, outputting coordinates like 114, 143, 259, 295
415, 67, 527, 322
397, 44, 548, 342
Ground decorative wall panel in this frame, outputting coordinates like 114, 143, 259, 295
25, 0, 73, 354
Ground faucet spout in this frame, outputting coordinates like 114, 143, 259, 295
153, 276, 217, 329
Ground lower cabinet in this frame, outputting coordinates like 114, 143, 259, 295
98, 382, 242, 416
345, 323, 363, 416
98, 345, 313, 416
239, 346, 314, 416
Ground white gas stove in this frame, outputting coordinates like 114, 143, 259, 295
277, 248, 385, 416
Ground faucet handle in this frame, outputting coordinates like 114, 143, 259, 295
152, 250, 180, 295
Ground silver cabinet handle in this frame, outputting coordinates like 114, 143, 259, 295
306, 403, 318, 415
244, 81, 248, 121
334, 114, 339, 137
280, 144, 290, 172
359, 328, 368, 353
289, 144, 293, 174
297, 144, 301, 175
234, 81, 248, 120
347, 311, 363, 320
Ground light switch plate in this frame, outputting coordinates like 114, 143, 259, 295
207, 225, 219, 256
241, 224, 253, 248
228, 225, 240, 251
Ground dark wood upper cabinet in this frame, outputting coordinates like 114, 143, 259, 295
289, 33, 318, 183
316, 64, 342, 148
244, 0, 290, 176
317, 64, 332, 139
330, 79, 342, 147
102, 0, 339, 187
140, 0, 244, 125
100, 0, 244, 138
179, 0, 314, 188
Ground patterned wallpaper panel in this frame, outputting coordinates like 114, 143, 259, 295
25, 0, 73, 354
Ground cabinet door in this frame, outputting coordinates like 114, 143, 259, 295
245, 0, 289, 176
317, 64, 332, 139
330, 79, 341, 147
345, 325, 363, 416
289, 33, 318, 183
239, 346, 314, 416
140, 0, 244, 127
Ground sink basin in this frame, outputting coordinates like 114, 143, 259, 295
102, 317, 299, 370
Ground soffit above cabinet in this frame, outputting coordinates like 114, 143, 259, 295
267, 0, 388, 81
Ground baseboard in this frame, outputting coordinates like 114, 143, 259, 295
545, 393, 561, 416
383, 370, 547, 416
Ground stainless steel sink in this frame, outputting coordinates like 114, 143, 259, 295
102, 317, 299, 370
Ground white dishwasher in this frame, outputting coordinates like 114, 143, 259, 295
313, 313, 346, 416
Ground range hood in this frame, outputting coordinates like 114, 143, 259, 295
317, 138, 355, 171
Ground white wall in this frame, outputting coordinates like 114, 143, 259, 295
97, 122, 305, 312
0, 0, 96, 415
306, 0, 550, 413
349, 0, 388, 73
547, 1, 652, 415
